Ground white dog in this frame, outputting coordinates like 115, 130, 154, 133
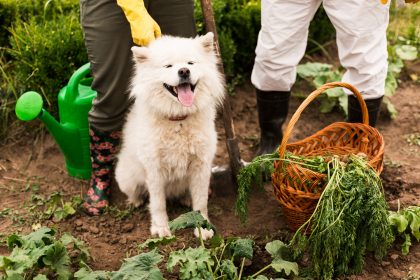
115, 32, 225, 239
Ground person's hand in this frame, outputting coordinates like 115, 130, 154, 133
117, 0, 161, 46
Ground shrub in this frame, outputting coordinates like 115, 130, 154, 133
7, 11, 87, 112
0, 0, 79, 48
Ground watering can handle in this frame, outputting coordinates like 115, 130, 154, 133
64, 63, 92, 103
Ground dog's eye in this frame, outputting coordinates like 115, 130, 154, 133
164, 64, 173, 68
188, 61, 194, 65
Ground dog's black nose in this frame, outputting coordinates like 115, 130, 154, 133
178, 67, 190, 79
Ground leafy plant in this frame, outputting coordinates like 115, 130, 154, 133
74, 250, 164, 280
166, 211, 298, 280
388, 205, 420, 255
235, 151, 328, 222
236, 153, 395, 279
289, 155, 393, 279
296, 62, 347, 115
384, 36, 418, 119
0, 227, 89, 280
28, 192, 82, 223
6, 12, 87, 111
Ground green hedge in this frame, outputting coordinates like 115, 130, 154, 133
7, 12, 87, 110
0, 0, 79, 48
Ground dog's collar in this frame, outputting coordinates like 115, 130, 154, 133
169, 115, 188, 121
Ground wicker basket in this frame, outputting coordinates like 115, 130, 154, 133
271, 82, 385, 232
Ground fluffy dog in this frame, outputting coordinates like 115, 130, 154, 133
115, 32, 225, 239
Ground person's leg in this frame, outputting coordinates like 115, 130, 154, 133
80, 0, 133, 214
80, 0, 197, 214
251, 0, 321, 155
323, 0, 390, 126
146, 0, 196, 38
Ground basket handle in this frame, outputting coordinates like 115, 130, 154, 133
277, 82, 369, 159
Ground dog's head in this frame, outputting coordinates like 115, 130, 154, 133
130, 32, 225, 118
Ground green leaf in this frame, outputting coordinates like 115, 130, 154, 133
110, 250, 163, 280
208, 234, 224, 249
139, 236, 176, 250
54, 208, 69, 222
338, 93, 348, 117
220, 260, 237, 279
271, 259, 299, 276
387, 60, 404, 74
43, 242, 71, 280
3, 272, 25, 280
388, 212, 409, 233
385, 72, 398, 97
318, 96, 337, 113
252, 276, 269, 280
265, 240, 289, 260
169, 211, 215, 232
167, 247, 213, 280
402, 234, 411, 255
395, 45, 417, 61
22, 227, 55, 247
2, 246, 48, 275
7, 234, 22, 249
74, 267, 110, 280
297, 62, 332, 78
33, 275, 48, 280
266, 240, 298, 276
383, 98, 398, 119
64, 202, 76, 215
405, 210, 420, 241
229, 238, 254, 259
60, 233, 91, 262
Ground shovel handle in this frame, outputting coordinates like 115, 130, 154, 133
200, 0, 243, 177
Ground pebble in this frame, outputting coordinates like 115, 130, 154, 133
89, 226, 100, 234
122, 223, 135, 232
119, 237, 127, 245
381, 261, 391, 267
75, 220, 83, 227
390, 254, 399, 260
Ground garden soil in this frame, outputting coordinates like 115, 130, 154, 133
0, 82, 419, 279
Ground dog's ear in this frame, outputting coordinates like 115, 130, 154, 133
198, 32, 214, 53
131, 46, 150, 63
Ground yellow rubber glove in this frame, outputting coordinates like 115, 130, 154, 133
117, 0, 161, 46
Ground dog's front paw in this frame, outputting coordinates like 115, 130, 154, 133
194, 228, 214, 240
150, 224, 172, 237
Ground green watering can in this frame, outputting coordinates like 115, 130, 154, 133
15, 63, 96, 180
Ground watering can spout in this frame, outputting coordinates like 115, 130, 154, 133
15, 91, 92, 179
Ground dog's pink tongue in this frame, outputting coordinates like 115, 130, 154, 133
177, 84, 194, 107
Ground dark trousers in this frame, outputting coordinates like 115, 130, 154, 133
80, 0, 196, 131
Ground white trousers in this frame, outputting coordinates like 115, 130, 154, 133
251, 0, 390, 99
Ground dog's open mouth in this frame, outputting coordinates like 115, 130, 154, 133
164, 83, 196, 107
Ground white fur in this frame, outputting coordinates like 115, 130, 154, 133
115, 33, 224, 239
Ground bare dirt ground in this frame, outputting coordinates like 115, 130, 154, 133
0, 81, 419, 279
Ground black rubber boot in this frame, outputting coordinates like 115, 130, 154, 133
256, 89, 291, 156
347, 95, 383, 127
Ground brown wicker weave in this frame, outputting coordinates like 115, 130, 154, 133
271, 82, 385, 232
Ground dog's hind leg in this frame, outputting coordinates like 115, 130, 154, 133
189, 163, 214, 240
115, 155, 145, 207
